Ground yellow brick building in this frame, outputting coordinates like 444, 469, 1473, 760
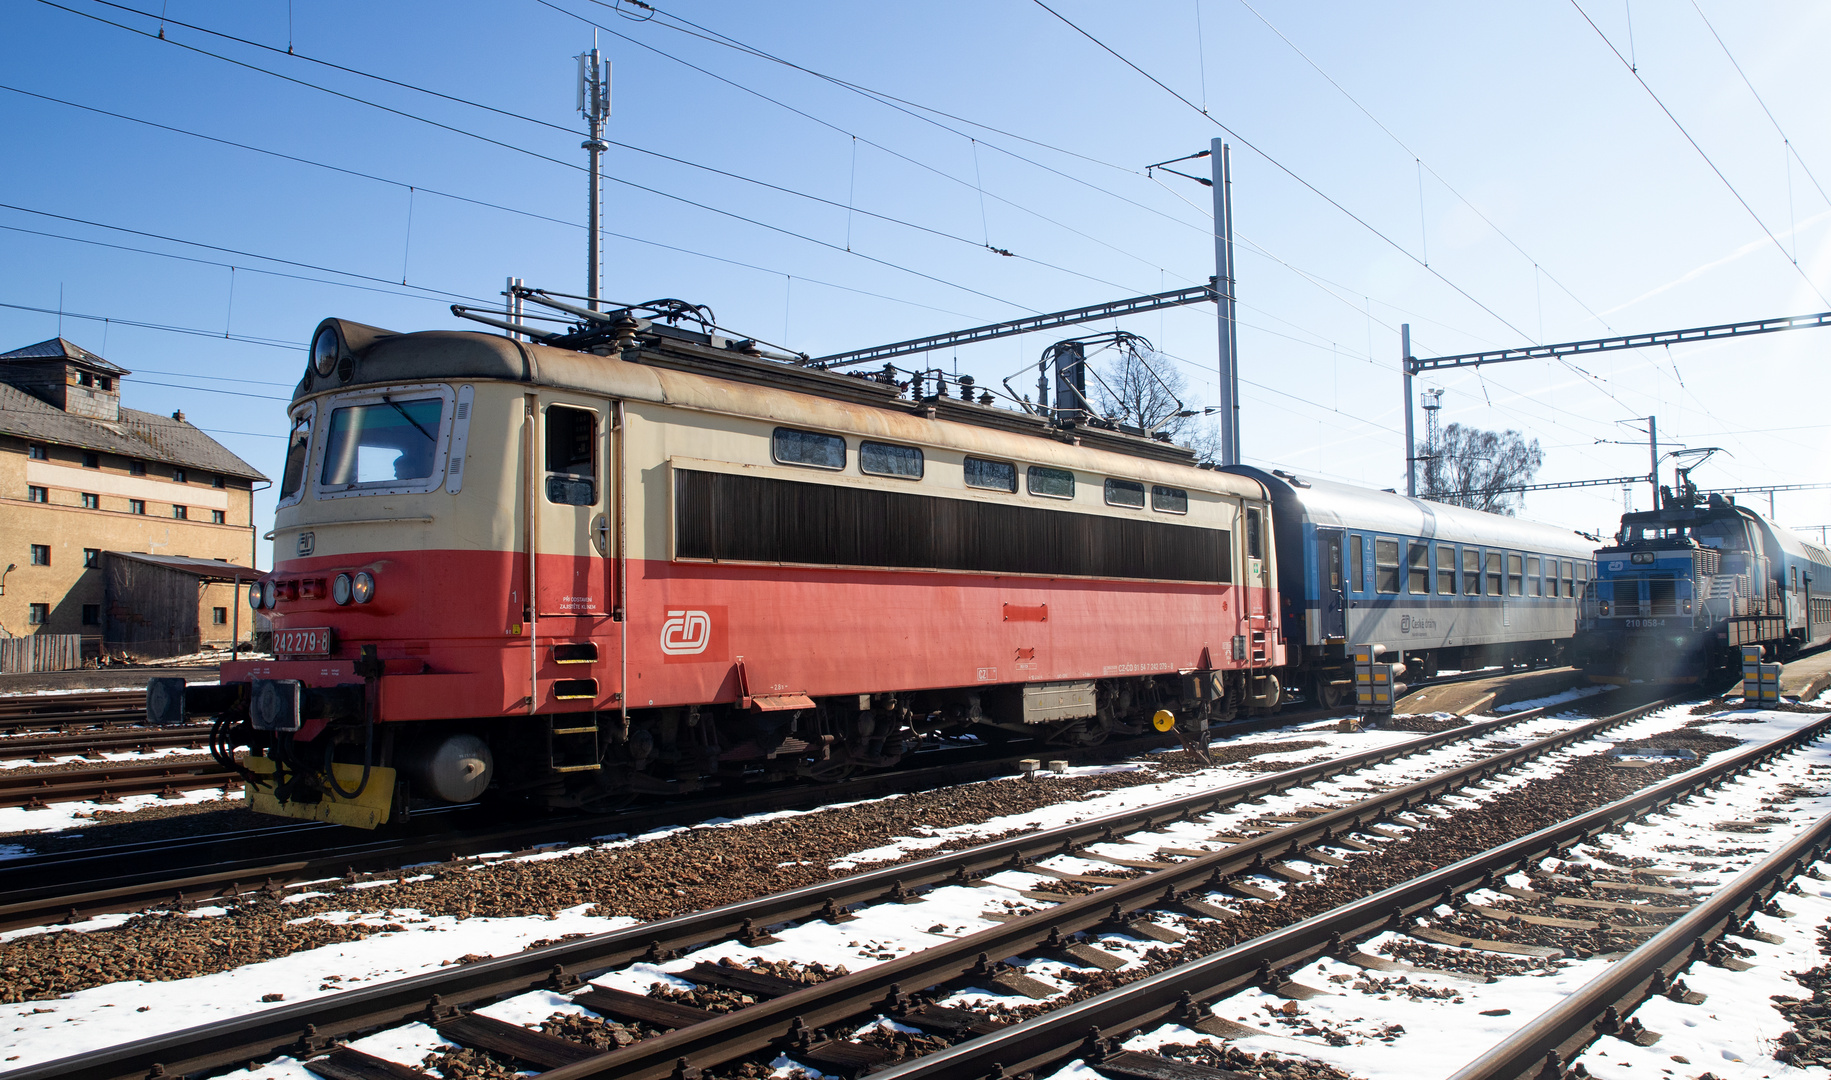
0, 338, 267, 658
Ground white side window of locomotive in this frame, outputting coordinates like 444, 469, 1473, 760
1374, 538, 1400, 594
1027, 466, 1074, 499
1104, 478, 1145, 508
544, 405, 598, 506
964, 457, 1017, 492
320, 396, 444, 487
773, 427, 845, 470
1246, 507, 1264, 559
859, 441, 924, 479
1151, 485, 1188, 514
277, 409, 313, 505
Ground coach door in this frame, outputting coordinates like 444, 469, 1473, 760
1316, 528, 1346, 642
535, 398, 611, 618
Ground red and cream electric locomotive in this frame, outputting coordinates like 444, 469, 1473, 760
155, 295, 1285, 827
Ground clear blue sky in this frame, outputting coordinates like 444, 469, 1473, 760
4, 0, 1828, 564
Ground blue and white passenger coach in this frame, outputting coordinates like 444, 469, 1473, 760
1225, 467, 1596, 707
1576, 492, 1831, 683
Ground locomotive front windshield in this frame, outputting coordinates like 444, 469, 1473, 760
1622, 519, 1747, 551
320, 397, 444, 486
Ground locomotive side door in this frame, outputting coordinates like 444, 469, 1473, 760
535, 397, 610, 618
1316, 528, 1346, 642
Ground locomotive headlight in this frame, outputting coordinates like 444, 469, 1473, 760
1600, 600, 1610, 616
332, 573, 353, 606
262, 581, 279, 609
249, 581, 266, 610
352, 571, 376, 604
1631, 552, 1655, 564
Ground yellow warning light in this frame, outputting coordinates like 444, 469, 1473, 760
1152, 709, 1177, 732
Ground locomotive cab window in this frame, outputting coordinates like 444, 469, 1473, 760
1152, 485, 1188, 514
320, 395, 444, 488
1463, 548, 1480, 595
544, 405, 598, 506
1104, 479, 1146, 508
772, 427, 845, 470
1246, 507, 1264, 559
964, 457, 1017, 492
1375, 538, 1401, 594
1027, 465, 1074, 499
277, 408, 313, 506
1437, 545, 1455, 594
1408, 543, 1428, 594
860, 441, 923, 479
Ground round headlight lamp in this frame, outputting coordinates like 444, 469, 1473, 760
332, 573, 353, 606
352, 571, 376, 604
262, 581, 279, 609
249, 581, 266, 611
310, 324, 342, 378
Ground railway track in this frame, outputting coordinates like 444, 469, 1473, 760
0, 755, 239, 810
0, 725, 211, 762
0, 689, 152, 732
2, 688, 1675, 1080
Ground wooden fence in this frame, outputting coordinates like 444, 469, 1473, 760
0, 634, 84, 674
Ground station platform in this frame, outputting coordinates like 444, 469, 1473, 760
1781, 648, 1831, 701
1396, 666, 1589, 717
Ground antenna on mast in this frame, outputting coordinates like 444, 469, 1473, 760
575, 41, 612, 310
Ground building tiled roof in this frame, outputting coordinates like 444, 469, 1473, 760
0, 381, 268, 481
0, 338, 131, 376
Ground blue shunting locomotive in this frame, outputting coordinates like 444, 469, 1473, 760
1575, 490, 1831, 684
1226, 467, 1597, 709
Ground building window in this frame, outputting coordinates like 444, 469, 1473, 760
212, 474, 225, 489
82, 451, 99, 469
129, 460, 145, 476
1103, 478, 1146, 508
129, 499, 145, 515
30, 544, 50, 566
1374, 538, 1401, 594
27, 486, 47, 503
859, 441, 924, 479
771, 427, 845, 470
173, 468, 188, 484
963, 457, 1017, 493
172, 505, 188, 520
1408, 543, 1429, 594
97, 376, 111, 392
27, 444, 46, 460
28, 603, 48, 626
82, 604, 100, 626
83, 548, 99, 568
80, 492, 99, 509
212, 509, 226, 524
212, 607, 228, 625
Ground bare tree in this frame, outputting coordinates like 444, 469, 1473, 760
1420, 422, 1544, 515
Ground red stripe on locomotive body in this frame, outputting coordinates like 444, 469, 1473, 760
236, 548, 1284, 719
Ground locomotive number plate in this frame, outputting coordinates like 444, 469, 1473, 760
274, 627, 334, 658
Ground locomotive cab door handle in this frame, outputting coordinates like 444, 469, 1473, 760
592, 512, 610, 557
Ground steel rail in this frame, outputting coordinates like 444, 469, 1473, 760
4, 695, 1633, 1080
864, 710, 1831, 1080
0, 757, 239, 809
0, 726, 209, 762
1445, 809, 1831, 1080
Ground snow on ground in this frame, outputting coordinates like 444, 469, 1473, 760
0, 785, 238, 843
0, 743, 223, 773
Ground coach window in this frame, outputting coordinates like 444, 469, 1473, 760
1104, 479, 1146, 508
964, 457, 1017, 492
1463, 548, 1480, 595
1486, 551, 1503, 595
1526, 555, 1541, 597
1350, 534, 1365, 593
1563, 561, 1576, 598
1408, 543, 1428, 594
860, 441, 924, 479
1027, 466, 1075, 499
1151, 485, 1188, 514
1437, 544, 1455, 594
1507, 553, 1524, 596
772, 427, 845, 470
544, 405, 598, 505
1374, 538, 1401, 594
1246, 507, 1264, 560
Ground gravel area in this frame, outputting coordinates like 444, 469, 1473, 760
0, 742, 1328, 1002
1773, 919, 1831, 1066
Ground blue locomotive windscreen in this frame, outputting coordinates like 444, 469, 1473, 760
320, 397, 443, 486
674, 469, 1230, 582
